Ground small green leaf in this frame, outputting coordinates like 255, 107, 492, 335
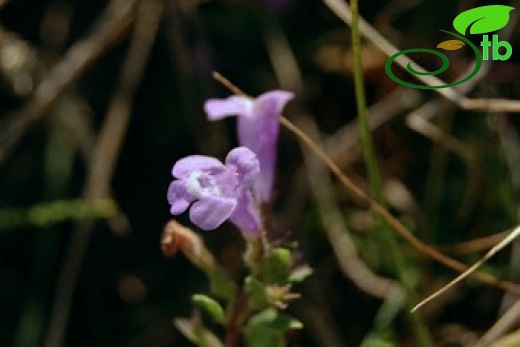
248, 309, 278, 327
246, 308, 303, 332
361, 336, 395, 347
206, 267, 238, 300
288, 265, 313, 283
192, 294, 226, 324
269, 314, 303, 331
244, 309, 303, 347
245, 309, 284, 347
244, 326, 285, 347
453, 5, 514, 35
263, 247, 292, 284
248, 309, 303, 331
437, 39, 465, 50
244, 276, 269, 310
174, 316, 224, 347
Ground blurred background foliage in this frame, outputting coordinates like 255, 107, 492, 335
0, 0, 520, 346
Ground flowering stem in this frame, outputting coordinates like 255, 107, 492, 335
224, 233, 269, 346
212, 71, 520, 295
349, 1, 433, 346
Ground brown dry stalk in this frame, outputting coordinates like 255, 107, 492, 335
412, 225, 520, 312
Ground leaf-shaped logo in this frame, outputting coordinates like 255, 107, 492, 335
437, 39, 465, 50
453, 5, 514, 35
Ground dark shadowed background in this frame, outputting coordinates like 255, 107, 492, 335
1, 0, 520, 346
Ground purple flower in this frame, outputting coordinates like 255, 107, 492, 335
204, 90, 294, 203
167, 147, 262, 236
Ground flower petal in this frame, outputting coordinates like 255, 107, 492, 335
172, 155, 225, 178
204, 96, 253, 121
225, 147, 260, 188
212, 168, 239, 198
167, 180, 195, 214
236, 91, 293, 202
238, 113, 278, 202
229, 192, 262, 237
253, 90, 294, 119
189, 195, 237, 230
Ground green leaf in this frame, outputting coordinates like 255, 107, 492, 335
244, 309, 303, 347
248, 309, 303, 331
174, 316, 224, 347
268, 313, 303, 331
244, 276, 269, 311
244, 326, 285, 347
361, 336, 395, 347
206, 267, 238, 300
263, 247, 292, 284
245, 309, 284, 347
287, 265, 313, 283
453, 5, 514, 35
192, 294, 226, 324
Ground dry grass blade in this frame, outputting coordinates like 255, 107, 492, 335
412, 225, 520, 313
442, 230, 511, 255
475, 300, 520, 347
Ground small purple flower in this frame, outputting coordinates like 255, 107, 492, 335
204, 90, 294, 203
167, 147, 262, 236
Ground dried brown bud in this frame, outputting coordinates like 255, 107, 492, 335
161, 220, 201, 258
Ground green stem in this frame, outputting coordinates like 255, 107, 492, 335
349, 1, 434, 346
224, 234, 268, 346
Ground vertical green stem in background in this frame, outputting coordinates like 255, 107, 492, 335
423, 114, 453, 239
349, 1, 434, 346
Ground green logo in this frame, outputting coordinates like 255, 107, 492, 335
385, 5, 514, 89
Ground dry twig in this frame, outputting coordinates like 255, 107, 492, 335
412, 225, 520, 312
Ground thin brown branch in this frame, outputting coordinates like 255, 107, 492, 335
442, 230, 511, 255
280, 113, 520, 294
44, 2, 163, 346
298, 116, 397, 298
412, 225, 520, 312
